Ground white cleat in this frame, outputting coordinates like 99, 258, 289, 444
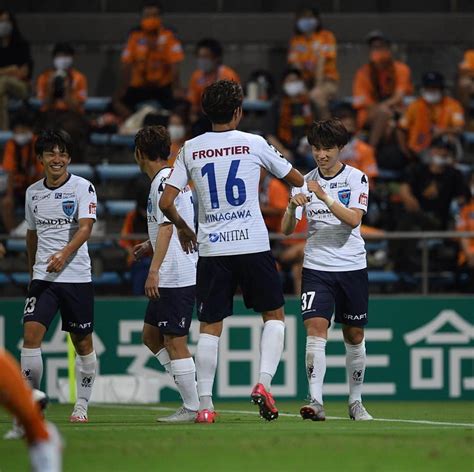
349, 401, 373, 421
29, 422, 63, 472
69, 403, 88, 423
4, 419, 25, 439
300, 401, 326, 421
156, 406, 197, 423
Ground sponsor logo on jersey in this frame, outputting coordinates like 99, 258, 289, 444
208, 228, 249, 243
68, 321, 92, 329
179, 317, 186, 328
343, 313, 367, 321
88, 184, 95, 194
33, 205, 38, 214
359, 193, 368, 206
338, 189, 351, 206
330, 182, 337, 189
36, 217, 78, 227
307, 208, 332, 217
32, 193, 51, 201
338, 181, 348, 188
192, 145, 250, 160
204, 209, 252, 223
55, 193, 62, 199
361, 174, 368, 184
158, 321, 168, 327
147, 197, 153, 214
89, 202, 97, 215
62, 200, 76, 217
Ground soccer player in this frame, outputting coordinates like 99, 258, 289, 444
0, 349, 62, 471
159, 80, 304, 423
133, 125, 199, 422
282, 119, 373, 421
18, 129, 97, 426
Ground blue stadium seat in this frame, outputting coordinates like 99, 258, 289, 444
0, 273, 10, 285
68, 164, 95, 180
90, 133, 111, 146
365, 240, 387, 252
464, 132, 474, 145
6, 239, 26, 252
11, 272, 30, 285
110, 134, 135, 147
96, 164, 140, 181
84, 97, 111, 112
105, 200, 135, 216
242, 99, 271, 112
377, 168, 402, 180
368, 270, 400, 284
92, 272, 122, 285
0, 131, 13, 145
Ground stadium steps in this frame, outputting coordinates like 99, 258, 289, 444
96, 164, 141, 181
8, 97, 111, 113
104, 200, 135, 216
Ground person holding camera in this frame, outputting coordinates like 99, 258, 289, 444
36, 42, 87, 114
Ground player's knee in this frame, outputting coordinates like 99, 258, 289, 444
71, 333, 93, 356
262, 307, 285, 323
23, 323, 44, 348
163, 335, 188, 359
343, 326, 364, 345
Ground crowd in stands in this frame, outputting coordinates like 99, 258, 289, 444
0, 2, 473, 294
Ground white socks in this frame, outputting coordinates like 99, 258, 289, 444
195, 333, 219, 411
258, 320, 285, 390
21, 347, 43, 389
170, 358, 199, 411
75, 351, 97, 406
155, 348, 171, 374
306, 336, 327, 405
345, 339, 366, 404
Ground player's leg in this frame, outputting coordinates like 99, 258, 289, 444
0, 350, 62, 471
336, 269, 372, 421
143, 305, 170, 373
58, 282, 96, 423
299, 268, 336, 421
195, 256, 234, 422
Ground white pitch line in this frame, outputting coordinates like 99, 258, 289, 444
98, 404, 474, 428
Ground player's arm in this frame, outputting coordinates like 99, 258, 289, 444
307, 181, 363, 229
133, 240, 153, 260
26, 230, 38, 280
283, 168, 304, 188
281, 193, 308, 235
46, 218, 94, 273
144, 223, 173, 300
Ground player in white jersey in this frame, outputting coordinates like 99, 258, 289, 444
159, 80, 304, 423
132, 126, 199, 423
282, 119, 373, 421
18, 130, 97, 426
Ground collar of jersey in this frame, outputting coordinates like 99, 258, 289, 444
317, 164, 346, 181
151, 166, 172, 183
43, 173, 72, 191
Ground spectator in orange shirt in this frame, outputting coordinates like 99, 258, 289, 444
36, 42, 87, 113
260, 168, 290, 235
288, 6, 338, 120
332, 103, 378, 182
353, 30, 413, 149
457, 50, 474, 129
188, 38, 240, 117
399, 72, 465, 156
115, 1, 184, 117
0, 110, 42, 232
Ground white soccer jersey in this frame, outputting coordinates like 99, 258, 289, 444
25, 174, 97, 283
166, 130, 293, 256
147, 167, 197, 287
293, 164, 369, 272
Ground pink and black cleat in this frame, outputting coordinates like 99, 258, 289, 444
251, 383, 279, 421
195, 409, 217, 424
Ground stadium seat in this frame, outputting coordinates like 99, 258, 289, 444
68, 164, 95, 180
104, 200, 135, 216
84, 97, 112, 112
368, 270, 400, 284
242, 99, 272, 112
0, 131, 13, 145
110, 134, 135, 147
377, 168, 402, 180
90, 133, 111, 146
11, 272, 30, 285
96, 164, 140, 180
6, 239, 26, 252
92, 272, 122, 285
463, 132, 474, 145
0, 273, 9, 285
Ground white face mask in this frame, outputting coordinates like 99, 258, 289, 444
0, 21, 12, 38
54, 56, 73, 71
168, 124, 185, 141
283, 80, 305, 97
13, 131, 33, 146
431, 154, 449, 166
422, 90, 442, 104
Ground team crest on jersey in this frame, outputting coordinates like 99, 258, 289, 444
338, 189, 351, 206
62, 200, 76, 217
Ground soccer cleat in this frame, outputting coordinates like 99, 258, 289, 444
349, 401, 373, 421
300, 401, 326, 421
69, 403, 88, 423
29, 422, 63, 472
156, 406, 197, 423
195, 409, 217, 424
250, 383, 279, 421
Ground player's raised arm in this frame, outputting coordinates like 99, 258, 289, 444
283, 168, 304, 187
281, 192, 308, 235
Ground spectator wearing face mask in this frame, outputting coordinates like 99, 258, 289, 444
288, 6, 338, 120
353, 30, 413, 149
0, 110, 42, 233
0, 9, 32, 130
114, 1, 184, 118
187, 38, 240, 118
399, 72, 465, 156
456, 50, 474, 130
36, 42, 87, 113
167, 110, 189, 165
265, 68, 314, 170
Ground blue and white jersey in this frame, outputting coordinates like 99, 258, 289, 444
292, 164, 369, 272
147, 167, 197, 287
25, 174, 97, 282
166, 130, 293, 256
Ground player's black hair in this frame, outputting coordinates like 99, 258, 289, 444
307, 119, 349, 149
35, 129, 73, 156
201, 80, 243, 124
135, 125, 170, 161
142, 0, 162, 12
196, 38, 223, 58
52, 42, 75, 57
331, 102, 357, 120
10, 108, 36, 130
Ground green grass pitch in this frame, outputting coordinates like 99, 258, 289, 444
1, 401, 473, 471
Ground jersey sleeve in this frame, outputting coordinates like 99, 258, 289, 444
258, 138, 293, 179
166, 146, 189, 190
25, 190, 36, 230
155, 176, 171, 225
348, 170, 369, 213
77, 181, 97, 220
